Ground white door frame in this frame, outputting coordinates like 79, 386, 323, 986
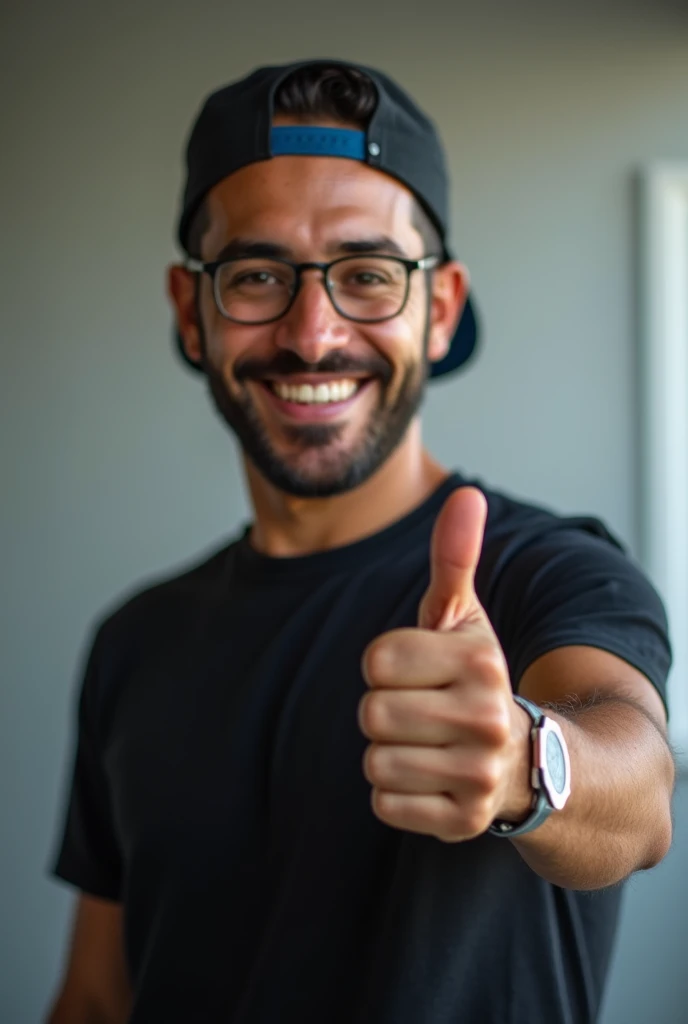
639, 163, 688, 767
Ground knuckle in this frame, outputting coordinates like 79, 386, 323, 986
364, 745, 380, 782
462, 805, 492, 837
364, 637, 398, 685
442, 796, 492, 839
441, 804, 478, 842
472, 757, 503, 795
359, 692, 391, 738
479, 705, 512, 747
466, 645, 506, 686
364, 744, 387, 784
373, 789, 395, 819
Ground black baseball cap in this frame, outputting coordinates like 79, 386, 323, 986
174, 58, 478, 379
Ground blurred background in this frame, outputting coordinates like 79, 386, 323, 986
2, 0, 688, 1020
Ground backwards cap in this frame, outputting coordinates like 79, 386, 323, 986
176, 59, 478, 378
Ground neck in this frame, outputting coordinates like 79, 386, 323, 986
244, 420, 449, 557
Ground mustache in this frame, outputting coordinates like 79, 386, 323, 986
235, 349, 393, 383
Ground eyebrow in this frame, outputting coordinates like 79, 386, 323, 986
212, 239, 291, 261
211, 235, 409, 262
330, 236, 408, 258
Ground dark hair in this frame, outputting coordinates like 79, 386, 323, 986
275, 64, 378, 124
186, 64, 442, 258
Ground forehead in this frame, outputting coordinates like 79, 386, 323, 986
202, 155, 420, 255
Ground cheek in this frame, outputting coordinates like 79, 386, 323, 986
202, 311, 265, 390
367, 290, 427, 382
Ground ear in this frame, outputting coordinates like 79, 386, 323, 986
427, 262, 470, 364
167, 265, 203, 365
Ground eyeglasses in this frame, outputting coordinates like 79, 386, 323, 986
185, 253, 440, 325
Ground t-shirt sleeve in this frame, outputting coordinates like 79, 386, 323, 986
51, 628, 123, 900
483, 523, 672, 709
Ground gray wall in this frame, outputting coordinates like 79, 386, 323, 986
2, 1, 688, 1020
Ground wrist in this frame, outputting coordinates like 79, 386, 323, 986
496, 699, 535, 822
490, 696, 572, 839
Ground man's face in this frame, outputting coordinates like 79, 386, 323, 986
171, 145, 463, 497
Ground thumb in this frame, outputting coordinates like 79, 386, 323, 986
418, 486, 488, 631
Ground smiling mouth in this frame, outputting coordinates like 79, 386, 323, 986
262, 377, 368, 406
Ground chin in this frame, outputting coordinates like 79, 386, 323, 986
254, 447, 382, 499
206, 351, 427, 499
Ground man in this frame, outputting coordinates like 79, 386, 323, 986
47, 60, 674, 1024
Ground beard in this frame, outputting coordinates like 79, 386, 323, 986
200, 323, 430, 499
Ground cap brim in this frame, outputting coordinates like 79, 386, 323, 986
174, 293, 479, 379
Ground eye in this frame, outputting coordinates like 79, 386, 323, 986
351, 270, 389, 286
235, 270, 279, 286
219, 261, 293, 292
338, 266, 395, 290
331, 257, 404, 293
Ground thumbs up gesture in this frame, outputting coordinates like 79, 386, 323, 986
358, 486, 531, 842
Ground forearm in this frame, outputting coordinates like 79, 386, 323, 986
510, 694, 675, 890
46, 994, 122, 1024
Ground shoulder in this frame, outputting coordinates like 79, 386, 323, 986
81, 538, 240, 709
102, 539, 236, 636
460, 478, 670, 694
464, 480, 629, 592
478, 482, 623, 557
466, 477, 662, 610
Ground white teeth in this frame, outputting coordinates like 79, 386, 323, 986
271, 378, 360, 404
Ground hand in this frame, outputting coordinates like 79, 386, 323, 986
358, 486, 532, 842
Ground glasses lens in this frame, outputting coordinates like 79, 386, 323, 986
327, 256, 408, 321
215, 259, 296, 322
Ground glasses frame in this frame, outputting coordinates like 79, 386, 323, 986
184, 253, 441, 326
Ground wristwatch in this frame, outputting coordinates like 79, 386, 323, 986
489, 695, 571, 838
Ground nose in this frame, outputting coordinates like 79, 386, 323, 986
272, 271, 351, 364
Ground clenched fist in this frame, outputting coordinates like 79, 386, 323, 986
358, 486, 531, 842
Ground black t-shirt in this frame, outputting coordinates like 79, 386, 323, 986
52, 474, 670, 1024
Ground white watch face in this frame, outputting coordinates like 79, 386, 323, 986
546, 730, 567, 796
536, 717, 571, 811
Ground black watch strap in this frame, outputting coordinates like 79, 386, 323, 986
488, 696, 554, 839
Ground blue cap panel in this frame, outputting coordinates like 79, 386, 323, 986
270, 126, 366, 160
